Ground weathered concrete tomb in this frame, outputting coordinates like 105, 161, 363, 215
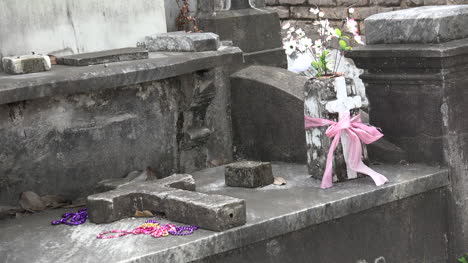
1, 1, 468, 263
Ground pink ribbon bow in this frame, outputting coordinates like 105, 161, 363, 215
304, 112, 389, 189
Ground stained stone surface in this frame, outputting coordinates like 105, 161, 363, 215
145, 32, 220, 52
87, 180, 246, 231
365, 5, 468, 44
0, 163, 449, 263
225, 161, 274, 188
2, 55, 51, 74
55, 48, 148, 66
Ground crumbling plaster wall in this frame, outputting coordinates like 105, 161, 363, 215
0, 68, 233, 206
0, 0, 167, 58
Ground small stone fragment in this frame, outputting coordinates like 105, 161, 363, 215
145, 32, 220, 52
0, 206, 21, 219
225, 161, 274, 188
19, 191, 47, 211
273, 176, 287, 185
134, 210, 154, 217
63, 198, 86, 208
125, 170, 143, 181
157, 174, 196, 191
40, 195, 67, 208
2, 55, 51, 74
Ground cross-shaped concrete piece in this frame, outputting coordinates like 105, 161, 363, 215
87, 174, 246, 231
324, 77, 362, 179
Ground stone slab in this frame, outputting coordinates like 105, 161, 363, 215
230, 66, 308, 163
145, 32, 220, 52
225, 161, 274, 188
243, 47, 287, 68
0, 47, 243, 105
55, 48, 149, 66
2, 55, 51, 74
197, 8, 283, 54
0, 163, 449, 263
365, 5, 468, 44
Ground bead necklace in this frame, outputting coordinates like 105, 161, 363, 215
51, 208, 88, 226
96, 219, 198, 239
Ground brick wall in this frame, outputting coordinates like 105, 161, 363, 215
265, 0, 468, 38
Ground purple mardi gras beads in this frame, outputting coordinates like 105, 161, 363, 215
51, 208, 88, 226
168, 225, 199, 236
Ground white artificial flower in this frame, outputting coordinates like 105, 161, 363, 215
288, 27, 295, 33
297, 43, 307, 52
346, 18, 359, 35
354, 35, 364, 45
288, 52, 314, 72
349, 8, 355, 14
314, 39, 322, 48
327, 26, 336, 37
283, 40, 297, 56
282, 22, 291, 30
299, 37, 313, 49
318, 12, 325, 18
309, 8, 320, 15
295, 28, 306, 38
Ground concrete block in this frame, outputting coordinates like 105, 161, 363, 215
87, 183, 178, 224
225, 161, 274, 188
145, 32, 220, 52
88, 179, 246, 231
55, 48, 148, 66
2, 55, 51, 74
164, 191, 246, 231
197, 9, 282, 54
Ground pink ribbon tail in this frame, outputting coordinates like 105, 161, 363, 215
305, 113, 389, 189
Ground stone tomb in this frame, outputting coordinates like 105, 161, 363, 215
304, 77, 366, 182
87, 173, 246, 231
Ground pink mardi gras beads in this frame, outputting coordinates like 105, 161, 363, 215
96, 220, 198, 239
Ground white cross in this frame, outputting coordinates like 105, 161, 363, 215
325, 77, 362, 179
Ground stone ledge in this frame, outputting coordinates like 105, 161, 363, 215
0, 163, 448, 263
0, 46, 243, 105
346, 37, 468, 58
